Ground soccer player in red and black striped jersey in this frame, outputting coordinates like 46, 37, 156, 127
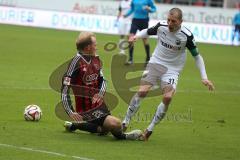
61, 31, 142, 140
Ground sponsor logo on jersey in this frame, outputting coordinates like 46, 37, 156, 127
176, 39, 181, 45
160, 40, 181, 51
85, 73, 98, 82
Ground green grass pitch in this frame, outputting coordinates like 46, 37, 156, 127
0, 24, 240, 160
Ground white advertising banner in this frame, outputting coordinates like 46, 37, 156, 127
0, 6, 237, 45
0, 0, 238, 25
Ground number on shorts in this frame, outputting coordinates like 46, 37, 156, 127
168, 78, 175, 85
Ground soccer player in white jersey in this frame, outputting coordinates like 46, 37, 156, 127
122, 8, 215, 141
116, 0, 132, 54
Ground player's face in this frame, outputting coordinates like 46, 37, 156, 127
88, 36, 97, 56
167, 13, 182, 32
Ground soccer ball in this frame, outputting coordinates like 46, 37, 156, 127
24, 104, 42, 121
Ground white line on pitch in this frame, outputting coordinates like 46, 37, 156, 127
0, 143, 95, 160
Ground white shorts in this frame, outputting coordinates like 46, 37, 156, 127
118, 17, 131, 35
161, 70, 179, 90
141, 63, 179, 90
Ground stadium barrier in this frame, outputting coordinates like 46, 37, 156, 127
0, 6, 239, 45
0, 0, 238, 25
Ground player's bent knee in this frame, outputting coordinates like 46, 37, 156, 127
104, 116, 121, 130
110, 120, 121, 129
138, 91, 148, 98
163, 94, 173, 105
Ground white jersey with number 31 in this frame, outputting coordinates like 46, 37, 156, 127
148, 21, 197, 73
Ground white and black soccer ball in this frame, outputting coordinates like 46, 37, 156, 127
24, 104, 42, 121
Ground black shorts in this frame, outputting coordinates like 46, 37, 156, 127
130, 18, 149, 34
235, 24, 240, 32
83, 103, 110, 126
88, 114, 110, 126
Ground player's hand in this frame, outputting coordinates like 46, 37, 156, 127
128, 35, 137, 43
69, 112, 83, 122
143, 6, 151, 11
92, 94, 103, 106
202, 79, 215, 91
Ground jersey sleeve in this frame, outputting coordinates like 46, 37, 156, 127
61, 55, 81, 115
185, 31, 199, 57
148, 0, 156, 13
147, 22, 161, 35
98, 69, 107, 97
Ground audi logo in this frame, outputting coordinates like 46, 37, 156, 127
85, 73, 98, 82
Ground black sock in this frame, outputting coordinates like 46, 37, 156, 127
111, 131, 126, 140
129, 45, 134, 61
72, 122, 99, 133
144, 44, 150, 62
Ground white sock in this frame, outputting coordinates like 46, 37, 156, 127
147, 102, 168, 131
119, 38, 124, 45
119, 39, 125, 53
122, 94, 142, 125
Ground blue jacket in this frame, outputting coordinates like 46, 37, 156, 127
233, 12, 240, 25
125, 0, 156, 19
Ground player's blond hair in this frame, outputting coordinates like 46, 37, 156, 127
76, 32, 96, 51
169, 8, 183, 20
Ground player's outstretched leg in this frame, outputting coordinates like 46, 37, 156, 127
122, 84, 152, 131
64, 121, 76, 132
64, 121, 101, 133
103, 115, 142, 140
142, 87, 175, 141
125, 129, 143, 140
122, 93, 142, 131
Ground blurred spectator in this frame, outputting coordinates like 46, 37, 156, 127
174, 0, 189, 5
210, 0, 223, 7
193, 0, 205, 6
164, 0, 172, 3
232, 9, 240, 45
116, 0, 132, 54
236, 2, 240, 9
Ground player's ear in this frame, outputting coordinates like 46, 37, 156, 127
179, 19, 183, 24
86, 45, 91, 51
83, 45, 89, 52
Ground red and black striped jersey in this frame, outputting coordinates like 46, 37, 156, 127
61, 53, 107, 114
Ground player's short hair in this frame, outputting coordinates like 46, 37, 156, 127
169, 8, 183, 20
76, 32, 96, 51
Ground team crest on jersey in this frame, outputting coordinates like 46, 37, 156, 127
176, 39, 181, 45
93, 64, 100, 70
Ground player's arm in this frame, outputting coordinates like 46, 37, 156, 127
144, 0, 156, 13
117, 4, 122, 20
92, 69, 107, 105
232, 16, 236, 25
129, 22, 161, 42
186, 33, 215, 91
61, 56, 83, 121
